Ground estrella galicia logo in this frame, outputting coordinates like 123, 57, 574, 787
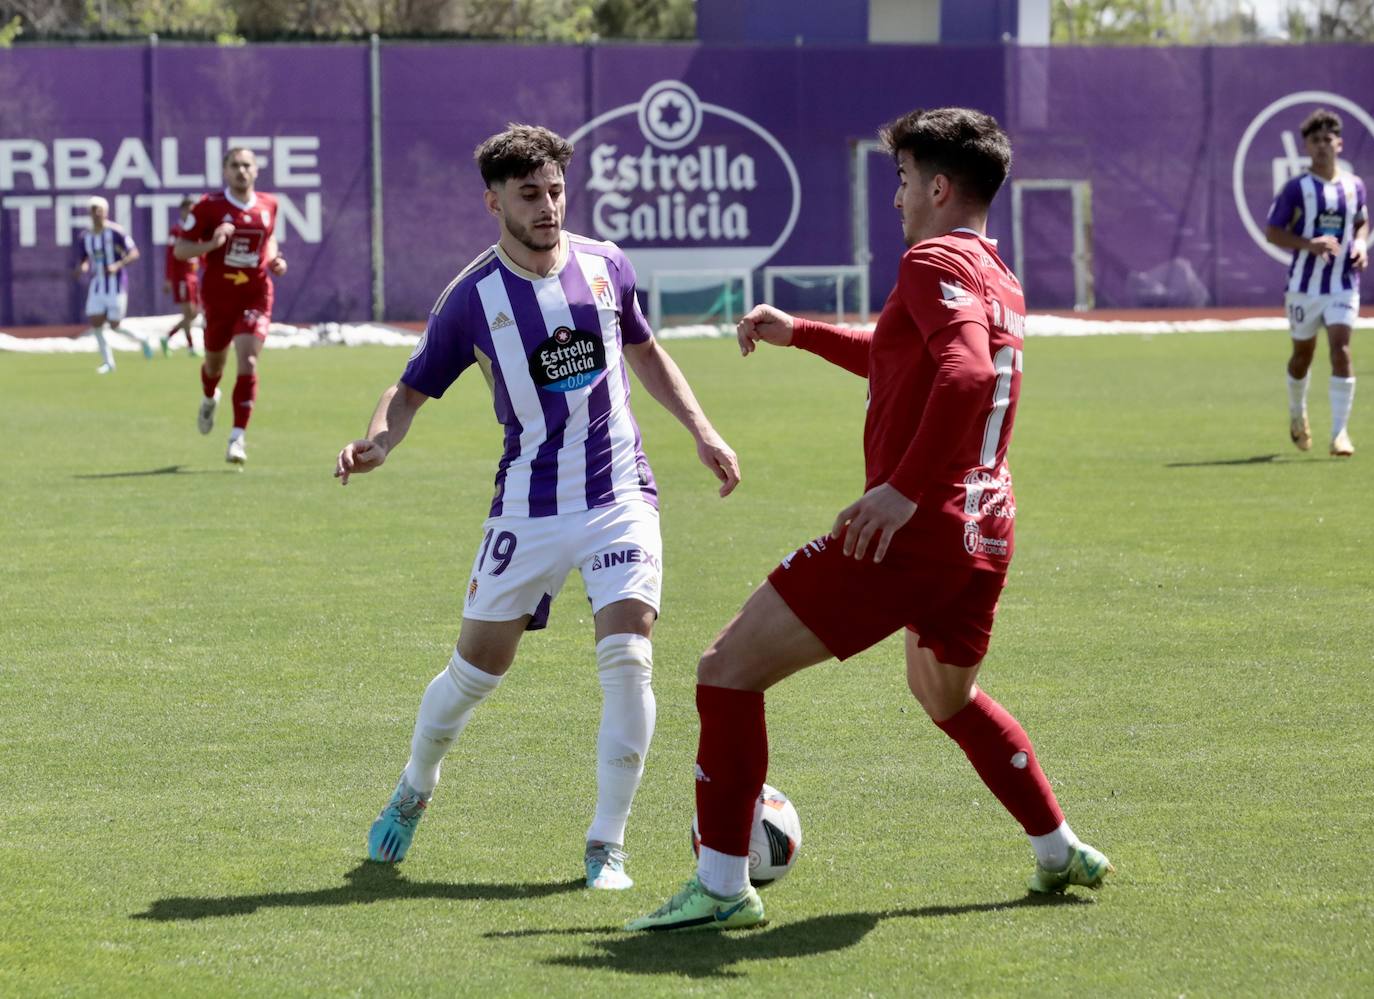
567, 79, 801, 286
1232, 90, 1374, 264
529, 326, 606, 393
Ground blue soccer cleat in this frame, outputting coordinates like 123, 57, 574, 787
367, 775, 429, 863
585, 842, 633, 890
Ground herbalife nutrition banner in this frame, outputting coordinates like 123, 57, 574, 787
1, 42, 1371, 325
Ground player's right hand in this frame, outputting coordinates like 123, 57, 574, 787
335, 439, 387, 484
736, 304, 795, 356
1309, 235, 1341, 259
211, 222, 236, 247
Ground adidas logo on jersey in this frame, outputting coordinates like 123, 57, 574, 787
490, 311, 514, 331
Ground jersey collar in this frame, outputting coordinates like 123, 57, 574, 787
948, 226, 997, 248
495, 232, 568, 281
223, 188, 258, 211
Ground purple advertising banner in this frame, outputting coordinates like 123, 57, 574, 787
2, 41, 1372, 325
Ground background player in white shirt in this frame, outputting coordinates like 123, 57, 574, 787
73, 196, 149, 373
1265, 108, 1369, 456
335, 124, 740, 889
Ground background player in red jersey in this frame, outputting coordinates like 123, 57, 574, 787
162, 194, 202, 358
174, 148, 288, 466
630, 107, 1113, 932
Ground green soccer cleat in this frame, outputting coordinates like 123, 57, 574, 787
585, 842, 633, 890
625, 876, 765, 932
367, 775, 429, 863
1028, 842, 1115, 894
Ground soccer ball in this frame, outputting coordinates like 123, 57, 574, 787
692, 782, 802, 887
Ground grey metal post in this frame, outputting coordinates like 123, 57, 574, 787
369, 33, 385, 321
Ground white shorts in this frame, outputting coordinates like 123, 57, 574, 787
85, 285, 128, 322
1285, 289, 1359, 341
462, 500, 662, 630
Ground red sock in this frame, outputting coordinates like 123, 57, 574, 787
168, 322, 183, 340
935, 692, 1065, 836
200, 364, 221, 399
232, 373, 258, 430
694, 684, 767, 856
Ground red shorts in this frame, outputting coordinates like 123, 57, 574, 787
171, 273, 199, 305
203, 305, 271, 353
767, 535, 1006, 668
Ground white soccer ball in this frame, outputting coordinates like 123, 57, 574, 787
692, 782, 802, 887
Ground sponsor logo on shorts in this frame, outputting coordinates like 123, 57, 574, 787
590, 547, 661, 572
467, 577, 478, 602
780, 536, 828, 570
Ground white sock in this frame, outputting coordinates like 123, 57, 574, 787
403, 651, 503, 795
586, 634, 655, 847
93, 327, 114, 368
228, 427, 245, 443
1330, 376, 1356, 437
1029, 819, 1079, 870
698, 845, 750, 898
1287, 372, 1310, 417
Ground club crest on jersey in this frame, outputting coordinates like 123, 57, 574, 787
939, 280, 974, 308
590, 275, 615, 308
528, 326, 606, 392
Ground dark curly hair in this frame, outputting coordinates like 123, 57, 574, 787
474, 124, 574, 188
879, 107, 1011, 206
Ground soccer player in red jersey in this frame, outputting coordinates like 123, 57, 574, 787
174, 148, 287, 466
630, 107, 1113, 932
162, 194, 202, 358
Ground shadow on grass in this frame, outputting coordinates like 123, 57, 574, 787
132, 861, 583, 922
1164, 454, 1286, 468
73, 465, 233, 479
488, 893, 1093, 979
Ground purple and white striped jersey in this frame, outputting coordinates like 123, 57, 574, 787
1267, 171, 1368, 294
402, 232, 658, 519
77, 224, 137, 295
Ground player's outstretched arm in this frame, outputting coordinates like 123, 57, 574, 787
736, 304, 795, 356
623, 338, 740, 497
335, 381, 430, 485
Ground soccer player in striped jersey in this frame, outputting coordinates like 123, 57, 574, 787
73, 196, 149, 373
630, 107, 1112, 933
1265, 108, 1369, 457
335, 124, 740, 889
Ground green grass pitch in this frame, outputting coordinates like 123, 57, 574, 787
3, 329, 1372, 996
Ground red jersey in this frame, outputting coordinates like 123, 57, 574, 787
187, 190, 279, 311
791, 230, 1025, 571
165, 214, 200, 283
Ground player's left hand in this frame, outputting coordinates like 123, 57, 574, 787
1352, 240, 1369, 271
268, 255, 287, 276
832, 483, 917, 563
697, 432, 741, 497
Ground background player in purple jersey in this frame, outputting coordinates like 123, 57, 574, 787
73, 196, 149, 374
1265, 109, 1369, 457
335, 124, 740, 889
